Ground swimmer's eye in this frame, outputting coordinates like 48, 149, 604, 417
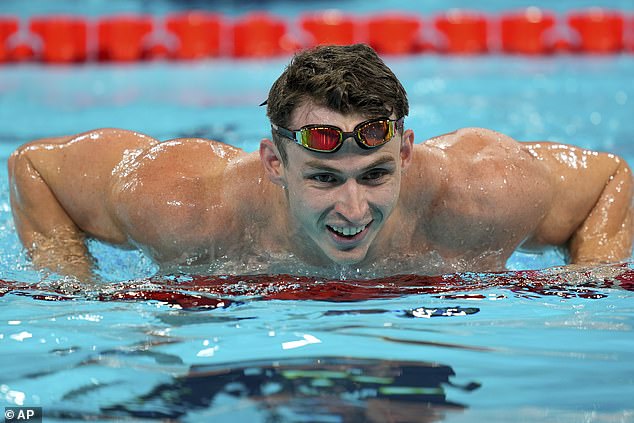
310, 174, 338, 184
362, 168, 391, 184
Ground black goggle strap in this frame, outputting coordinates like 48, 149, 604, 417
395, 117, 405, 133
271, 123, 302, 144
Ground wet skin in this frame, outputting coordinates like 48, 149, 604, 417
8, 104, 634, 279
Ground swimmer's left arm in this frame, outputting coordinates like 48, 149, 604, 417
525, 142, 633, 264
568, 154, 633, 263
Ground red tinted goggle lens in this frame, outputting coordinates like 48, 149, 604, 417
300, 127, 341, 151
300, 119, 397, 152
358, 119, 393, 147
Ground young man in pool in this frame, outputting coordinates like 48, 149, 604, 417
8, 44, 633, 279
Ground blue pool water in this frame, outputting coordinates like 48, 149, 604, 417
1, 1, 634, 420
0, 53, 632, 423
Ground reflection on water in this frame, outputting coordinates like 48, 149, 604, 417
52, 357, 479, 422
0, 262, 631, 307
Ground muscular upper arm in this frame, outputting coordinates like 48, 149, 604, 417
9, 128, 159, 246
524, 142, 631, 250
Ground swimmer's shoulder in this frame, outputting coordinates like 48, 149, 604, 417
18, 129, 249, 183
140, 137, 246, 166
422, 127, 520, 153
418, 127, 547, 177
109, 138, 254, 261
110, 137, 253, 212
112, 137, 247, 181
410, 128, 553, 251
414, 127, 552, 220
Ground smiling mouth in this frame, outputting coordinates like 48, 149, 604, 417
327, 223, 371, 240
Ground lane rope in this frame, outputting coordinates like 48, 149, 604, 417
0, 8, 633, 63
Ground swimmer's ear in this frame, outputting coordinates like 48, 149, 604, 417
260, 138, 286, 186
400, 129, 415, 171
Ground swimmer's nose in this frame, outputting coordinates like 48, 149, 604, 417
334, 180, 370, 223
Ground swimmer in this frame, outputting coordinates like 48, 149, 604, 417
8, 44, 633, 279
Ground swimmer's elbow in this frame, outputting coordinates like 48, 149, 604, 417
8, 144, 39, 200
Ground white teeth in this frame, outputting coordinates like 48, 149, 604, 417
329, 225, 366, 237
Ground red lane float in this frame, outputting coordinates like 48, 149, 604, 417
30, 16, 88, 63
367, 14, 424, 54
568, 8, 624, 53
0, 9, 633, 64
300, 11, 357, 46
166, 12, 223, 60
9, 43, 35, 62
98, 15, 154, 61
0, 17, 18, 62
501, 8, 557, 54
435, 10, 489, 54
232, 12, 296, 58
144, 42, 170, 60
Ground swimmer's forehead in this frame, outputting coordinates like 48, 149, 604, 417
290, 101, 392, 128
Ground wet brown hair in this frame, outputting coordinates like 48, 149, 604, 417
265, 43, 409, 163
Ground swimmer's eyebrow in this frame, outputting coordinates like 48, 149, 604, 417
303, 156, 396, 173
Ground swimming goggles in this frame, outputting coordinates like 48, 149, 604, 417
271, 117, 404, 153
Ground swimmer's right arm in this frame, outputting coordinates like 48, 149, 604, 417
8, 129, 159, 280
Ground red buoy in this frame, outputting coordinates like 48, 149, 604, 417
144, 43, 170, 60
300, 10, 357, 47
500, 8, 556, 54
9, 43, 35, 62
0, 17, 19, 62
98, 15, 154, 61
232, 12, 292, 58
166, 11, 223, 60
434, 10, 489, 54
568, 8, 624, 53
29, 16, 88, 63
367, 14, 422, 55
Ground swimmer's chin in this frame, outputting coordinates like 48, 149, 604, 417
325, 251, 371, 268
